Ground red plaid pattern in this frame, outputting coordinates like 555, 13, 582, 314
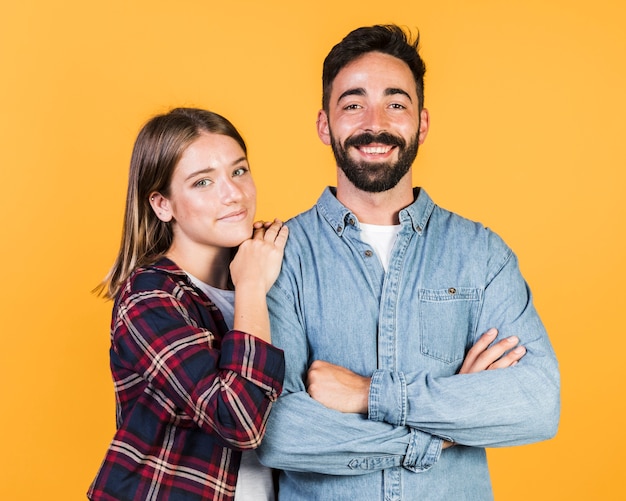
88, 258, 284, 500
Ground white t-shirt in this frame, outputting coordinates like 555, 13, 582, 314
359, 222, 402, 272
187, 273, 275, 501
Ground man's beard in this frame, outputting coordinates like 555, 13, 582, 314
330, 130, 419, 193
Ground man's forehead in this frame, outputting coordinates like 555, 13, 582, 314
330, 56, 418, 102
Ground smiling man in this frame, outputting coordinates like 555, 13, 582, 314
257, 25, 560, 500
323, 51, 425, 199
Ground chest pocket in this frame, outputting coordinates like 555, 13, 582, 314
418, 287, 482, 364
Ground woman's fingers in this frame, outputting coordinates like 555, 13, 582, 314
262, 219, 282, 240
252, 219, 288, 246
231, 218, 288, 292
268, 220, 288, 249
252, 220, 266, 237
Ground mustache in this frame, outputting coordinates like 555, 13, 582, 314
344, 132, 406, 149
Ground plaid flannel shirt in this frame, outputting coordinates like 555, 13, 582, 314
88, 258, 285, 500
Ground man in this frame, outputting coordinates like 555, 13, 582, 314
257, 25, 560, 500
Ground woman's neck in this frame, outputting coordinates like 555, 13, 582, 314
166, 243, 232, 289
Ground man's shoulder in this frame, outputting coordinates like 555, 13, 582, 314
432, 204, 487, 229
282, 206, 327, 257
284, 190, 331, 234
286, 205, 319, 227
424, 197, 510, 254
424, 194, 491, 233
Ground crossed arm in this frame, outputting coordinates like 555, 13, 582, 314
257, 317, 535, 474
307, 328, 526, 415
306, 328, 526, 449
258, 254, 559, 474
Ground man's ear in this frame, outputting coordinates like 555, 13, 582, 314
418, 108, 430, 145
149, 192, 173, 222
316, 110, 331, 145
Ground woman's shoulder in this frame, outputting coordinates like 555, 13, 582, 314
120, 257, 190, 299
110, 257, 224, 340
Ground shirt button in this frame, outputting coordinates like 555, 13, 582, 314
336, 225, 343, 232
448, 287, 457, 295
364, 250, 373, 257
348, 217, 356, 226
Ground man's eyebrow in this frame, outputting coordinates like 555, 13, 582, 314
337, 87, 412, 103
337, 88, 366, 102
385, 88, 412, 101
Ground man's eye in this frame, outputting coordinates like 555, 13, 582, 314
390, 103, 406, 109
344, 104, 361, 110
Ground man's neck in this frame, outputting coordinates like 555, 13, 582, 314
335, 173, 415, 225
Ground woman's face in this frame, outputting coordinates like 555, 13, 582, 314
156, 131, 257, 253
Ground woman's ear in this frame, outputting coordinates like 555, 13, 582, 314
149, 192, 173, 222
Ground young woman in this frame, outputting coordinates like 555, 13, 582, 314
88, 108, 288, 501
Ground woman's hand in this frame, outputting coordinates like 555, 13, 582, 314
229, 219, 288, 343
229, 219, 288, 292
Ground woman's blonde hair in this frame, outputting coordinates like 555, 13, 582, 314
96, 107, 247, 299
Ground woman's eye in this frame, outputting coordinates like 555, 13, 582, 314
233, 167, 249, 177
194, 179, 211, 187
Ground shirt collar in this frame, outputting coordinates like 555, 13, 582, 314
145, 256, 189, 278
316, 186, 435, 236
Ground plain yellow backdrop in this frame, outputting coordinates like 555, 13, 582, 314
1, 0, 624, 499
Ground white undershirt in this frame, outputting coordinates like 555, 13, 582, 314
186, 273, 275, 501
359, 222, 402, 272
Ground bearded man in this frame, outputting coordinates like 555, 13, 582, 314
257, 24, 560, 501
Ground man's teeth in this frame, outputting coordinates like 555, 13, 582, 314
360, 145, 391, 154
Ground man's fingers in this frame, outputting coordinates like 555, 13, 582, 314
488, 345, 526, 370
459, 329, 497, 373
459, 330, 526, 374
475, 336, 519, 367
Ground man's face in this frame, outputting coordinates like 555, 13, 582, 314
318, 51, 429, 193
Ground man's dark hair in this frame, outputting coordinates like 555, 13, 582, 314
322, 24, 426, 112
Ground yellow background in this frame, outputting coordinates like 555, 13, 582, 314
1, 0, 624, 499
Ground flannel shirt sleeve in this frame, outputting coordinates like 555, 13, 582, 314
113, 275, 285, 450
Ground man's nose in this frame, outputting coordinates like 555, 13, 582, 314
362, 106, 389, 133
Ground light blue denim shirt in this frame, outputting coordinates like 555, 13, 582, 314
257, 187, 560, 501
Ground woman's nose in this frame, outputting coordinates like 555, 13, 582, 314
219, 178, 244, 203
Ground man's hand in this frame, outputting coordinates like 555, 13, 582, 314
459, 328, 526, 374
441, 329, 526, 449
305, 329, 525, 446
306, 360, 370, 414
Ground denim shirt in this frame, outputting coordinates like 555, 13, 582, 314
257, 187, 560, 501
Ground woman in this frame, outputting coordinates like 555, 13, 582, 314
88, 107, 288, 500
